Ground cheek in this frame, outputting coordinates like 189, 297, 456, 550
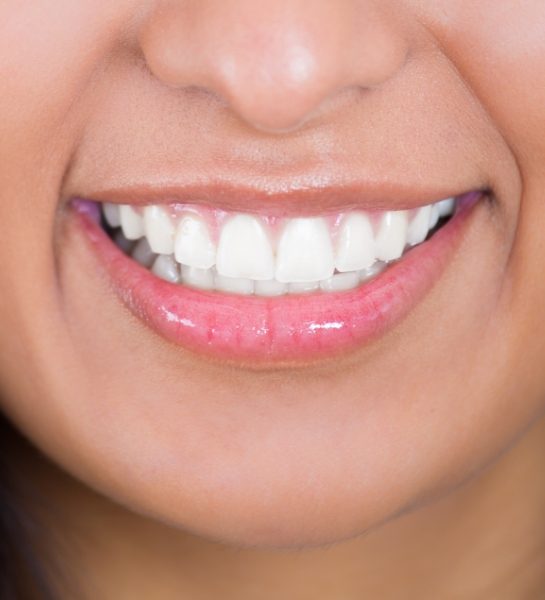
423, 1, 545, 161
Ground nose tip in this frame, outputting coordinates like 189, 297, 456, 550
140, 1, 409, 134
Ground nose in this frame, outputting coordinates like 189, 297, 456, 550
140, 0, 409, 133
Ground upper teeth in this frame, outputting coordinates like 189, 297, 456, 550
102, 198, 456, 293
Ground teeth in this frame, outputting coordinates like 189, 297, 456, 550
407, 205, 432, 246
276, 217, 334, 283
174, 214, 216, 269
288, 281, 320, 294
214, 274, 254, 295
437, 197, 455, 217
374, 210, 409, 262
360, 261, 387, 282
216, 214, 274, 280
429, 204, 440, 230
254, 279, 288, 297
144, 206, 175, 254
132, 238, 156, 268
103, 194, 458, 295
321, 271, 360, 292
103, 203, 121, 228
151, 255, 180, 283
180, 265, 214, 291
335, 212, 375, 272
120, 205, 145, 240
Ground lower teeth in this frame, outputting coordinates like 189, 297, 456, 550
111, 227, 389, 295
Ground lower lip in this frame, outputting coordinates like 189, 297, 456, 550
73, 194, 481, 365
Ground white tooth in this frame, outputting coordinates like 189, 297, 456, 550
288, 281, 320, 294
131, 238, 156, 268
335, 212, 375, 272
144, 206, 175, 255
151, 255, 180, 283
429, 204, 440, 229
114, 229, 135, 254
120, 205, 145, 240
275, 217, 334, 283
254, 279, 288, 297
360, 261, 386, 282
374, 210, 408, 262
437, 197, 455, 217
216, 214, 274, 280
174, 214, 216, 269
320, 271, 360, 292
103, 203, 121, 228
180, 265, 214, 291
214, 274, 254, 295
407, 205, 432, 246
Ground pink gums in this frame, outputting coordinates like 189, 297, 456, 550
72, 193, 481, 365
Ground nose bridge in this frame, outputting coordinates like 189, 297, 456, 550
140, 0, 409, 133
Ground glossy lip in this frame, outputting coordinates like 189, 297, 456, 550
71, 191, 482, 367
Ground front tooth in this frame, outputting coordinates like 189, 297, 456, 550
180, 265, 214, 291
407, 205, 432, 246
214, 274, 254, 295
120, 205, 145, 240
275, 217, 334, 283
216, 214, 274, 280
103, 203, 121, 228
254, 279, 287, 297
174, 214, 216, 269
151, 255, 180, 283
437, 197, 455, 217
335, 212, 375, 272
144, 206, 175, 254
374, 210, 408, 262
131, 238, 156, 268
320, 271, 360, 292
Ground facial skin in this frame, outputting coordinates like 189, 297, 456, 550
1, 0, 545, 595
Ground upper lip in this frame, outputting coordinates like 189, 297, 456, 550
71, 181, 486, 217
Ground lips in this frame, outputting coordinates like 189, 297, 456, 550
71, 189, 483, 365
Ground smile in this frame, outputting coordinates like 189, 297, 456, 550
72, 188, 483, 364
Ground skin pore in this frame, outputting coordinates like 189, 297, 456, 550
1, 1, 545, 598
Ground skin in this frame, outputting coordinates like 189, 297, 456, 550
1, 0, 545, 597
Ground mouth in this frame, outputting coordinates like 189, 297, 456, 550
71, 187, 484, 365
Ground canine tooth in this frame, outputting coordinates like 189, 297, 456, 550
151, 255, 180, 283
254, 279, 287, 297
103, 203, 121, 228
407, 205, 432, 246
429, 204, 440, 229
144, 206, 175, 254
320, 271, 360, 292
335, 212, 375, 271
276, 217, 334, 283
216, 214, 274, 280
214, 274, 254, 295
132, 238, 156, 268
174, 214, 216, 269
120, 205, 145, 240
288, 281, 320, 294
437, 197, 455, 217
374, 210, 408, 261
180, 265, 214, 290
